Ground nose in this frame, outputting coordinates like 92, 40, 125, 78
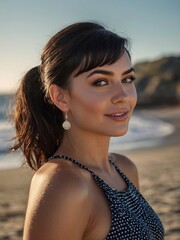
111, 83, 128, 104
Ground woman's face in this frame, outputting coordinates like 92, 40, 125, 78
68, 51, 137, 137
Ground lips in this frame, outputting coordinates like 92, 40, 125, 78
105, 110, 129, 121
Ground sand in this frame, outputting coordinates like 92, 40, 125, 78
0, 167, 33, 240
0, 107, 179, 240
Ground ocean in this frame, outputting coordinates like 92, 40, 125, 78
0, 94, 174, 169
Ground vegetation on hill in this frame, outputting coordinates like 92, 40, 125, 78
134, 56, 180, 107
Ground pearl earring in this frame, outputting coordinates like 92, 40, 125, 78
62, 112, 71, 130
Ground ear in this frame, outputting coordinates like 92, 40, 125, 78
49, 84, 70, 112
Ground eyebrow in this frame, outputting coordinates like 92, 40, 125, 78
122, 67, 135, 76
86, 67, 135, 78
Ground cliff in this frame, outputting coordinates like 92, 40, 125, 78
134, 56, 180, 107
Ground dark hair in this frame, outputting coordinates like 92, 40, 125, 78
12, 21, 130, 170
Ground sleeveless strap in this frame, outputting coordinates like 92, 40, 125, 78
48, 155, 96, 175
48, 155, 131, 189
109, 159, 130, 184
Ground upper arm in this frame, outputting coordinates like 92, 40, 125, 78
110, 153, 140, 190
23, 165, 90, 240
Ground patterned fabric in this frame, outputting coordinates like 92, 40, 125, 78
48, 155, 164, 240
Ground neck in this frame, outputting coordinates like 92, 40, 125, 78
56, 129, 111, 171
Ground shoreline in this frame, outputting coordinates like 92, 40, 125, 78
0, 107, 179, 239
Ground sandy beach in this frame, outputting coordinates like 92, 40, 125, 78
0, 107, 179, 240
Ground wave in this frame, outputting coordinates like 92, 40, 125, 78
110, 112, 174, 151
0, 120, 14, 153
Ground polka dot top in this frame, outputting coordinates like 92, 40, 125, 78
48, 155, 164, 240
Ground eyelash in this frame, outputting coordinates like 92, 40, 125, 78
122, 76, 136, 83
92, 76, 136, 86
92, 79, 108, 86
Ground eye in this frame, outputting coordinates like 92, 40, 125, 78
92, 79, 109, 86
122, 76, 136, 84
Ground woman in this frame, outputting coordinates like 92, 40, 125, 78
12, 22, 164, 239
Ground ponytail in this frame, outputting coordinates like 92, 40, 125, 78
11, 67, 64, 170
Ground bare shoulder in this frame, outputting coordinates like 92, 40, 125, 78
30, 160, 89, 198
24, 161, 91, 240
109, 152, 139, 189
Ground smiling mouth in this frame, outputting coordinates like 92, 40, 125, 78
105, 111, 129, 121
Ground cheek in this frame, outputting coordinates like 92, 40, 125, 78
69, 90, 107, 116
69, 91, 107, 129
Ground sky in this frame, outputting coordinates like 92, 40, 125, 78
0, 0, 180, 93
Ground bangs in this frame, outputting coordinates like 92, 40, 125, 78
72, 30, 129, 77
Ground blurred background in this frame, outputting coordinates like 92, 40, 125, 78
0, 0, 180, 239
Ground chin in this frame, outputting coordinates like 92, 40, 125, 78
110, 128, 129, 137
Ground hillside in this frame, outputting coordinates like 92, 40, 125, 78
134, 56, 180, 107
